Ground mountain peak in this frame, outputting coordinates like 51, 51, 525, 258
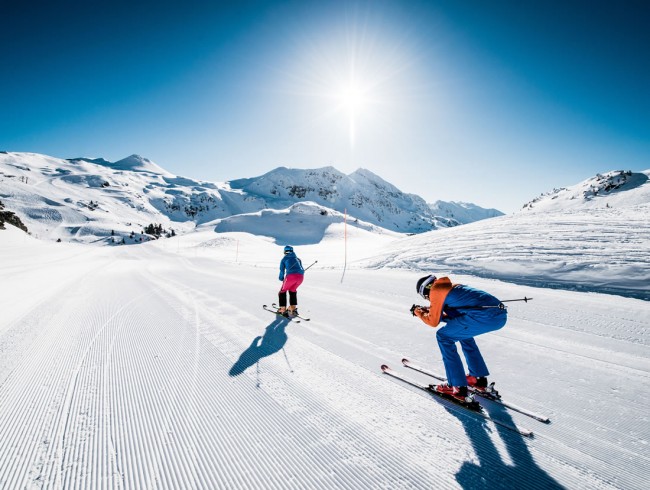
68, 154, 170, 175
108, 154, 168, 174
228, 165, 440, 232
429, 200, 504, 225
521, 170, 650, 212
348, 168, 400, 191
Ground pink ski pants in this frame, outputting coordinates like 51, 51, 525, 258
280, 273, 304, 293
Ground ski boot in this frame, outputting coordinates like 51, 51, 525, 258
277, 307, 290, 318
467, 375, 500, 399
466, 375, 488, 390
435, 384, 472, 403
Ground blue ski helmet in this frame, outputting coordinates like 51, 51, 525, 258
283, 245, 294, 254
416, 275, 436, 299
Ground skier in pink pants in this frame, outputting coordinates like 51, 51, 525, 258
277, 245, 304, 317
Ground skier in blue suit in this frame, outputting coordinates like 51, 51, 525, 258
412, 275, 507, 402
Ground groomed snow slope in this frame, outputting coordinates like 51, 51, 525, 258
1, 226, 648, 489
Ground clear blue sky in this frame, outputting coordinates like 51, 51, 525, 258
2, 0, 649, 213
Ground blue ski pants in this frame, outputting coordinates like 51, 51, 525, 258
436, 309, 507, 387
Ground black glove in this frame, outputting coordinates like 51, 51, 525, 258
410, 304, 419, 316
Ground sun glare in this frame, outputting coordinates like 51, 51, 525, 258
284, 10, 416, 152
336, 80, 370, 147
339, 83, 367, 114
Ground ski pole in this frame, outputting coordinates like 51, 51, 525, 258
304, 260, 318, 271
411, 297, 533, 315
451, 297, 533, 311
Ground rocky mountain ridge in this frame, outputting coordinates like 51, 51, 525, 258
0, 152, 501, 244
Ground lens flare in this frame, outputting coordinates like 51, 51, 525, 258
279, 9, 419, 153
336, 80, 370, 146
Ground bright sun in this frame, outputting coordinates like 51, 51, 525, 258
287, 15, 415, 152
336, 80, 371, 147
339, 83, 367, 115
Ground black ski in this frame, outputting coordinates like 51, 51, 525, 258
262, 305, 300, 322
401, 358, 550, 424
271, 303, 310, 321
381, 364, 533, 437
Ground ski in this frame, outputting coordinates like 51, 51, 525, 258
271, 303, 310, 321
262, 305, 300, 322
402, 358, 550, 424
381, 364, 533, 437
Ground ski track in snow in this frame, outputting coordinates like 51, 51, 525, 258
0, 241, 649, 489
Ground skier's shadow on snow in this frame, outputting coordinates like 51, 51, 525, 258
229, 317, 290, 377
448, 402, 564, 490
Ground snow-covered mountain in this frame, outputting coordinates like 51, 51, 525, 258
428, 200, 504, 226
521, 169, 650, 212
0, 152, 232, 243
70, 154, 172, 175
229, 166, 445, 233
0, 152, 499, 244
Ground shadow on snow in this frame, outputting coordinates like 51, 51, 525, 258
229, 316, 290, 377
446, 401, 565, 490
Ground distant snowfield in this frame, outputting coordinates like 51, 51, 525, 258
1, 225, 649, 489
363, 206, 650, 300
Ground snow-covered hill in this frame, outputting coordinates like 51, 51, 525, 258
214, 201, 401, 246
362, 206, 650, 300
362, 169, 650, 300
0, 152, 498, 244
521, 169, 650, 212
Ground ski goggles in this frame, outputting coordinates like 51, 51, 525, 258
418, 275, 437, 298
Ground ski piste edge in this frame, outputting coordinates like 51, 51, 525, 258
401, 358, 550, 424
271, 303, 310, 321
381, 364, 534, 438
262, 305, 300, 322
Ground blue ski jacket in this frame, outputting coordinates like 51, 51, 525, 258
279, 252, 304, 280
415, 279, 506, 332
